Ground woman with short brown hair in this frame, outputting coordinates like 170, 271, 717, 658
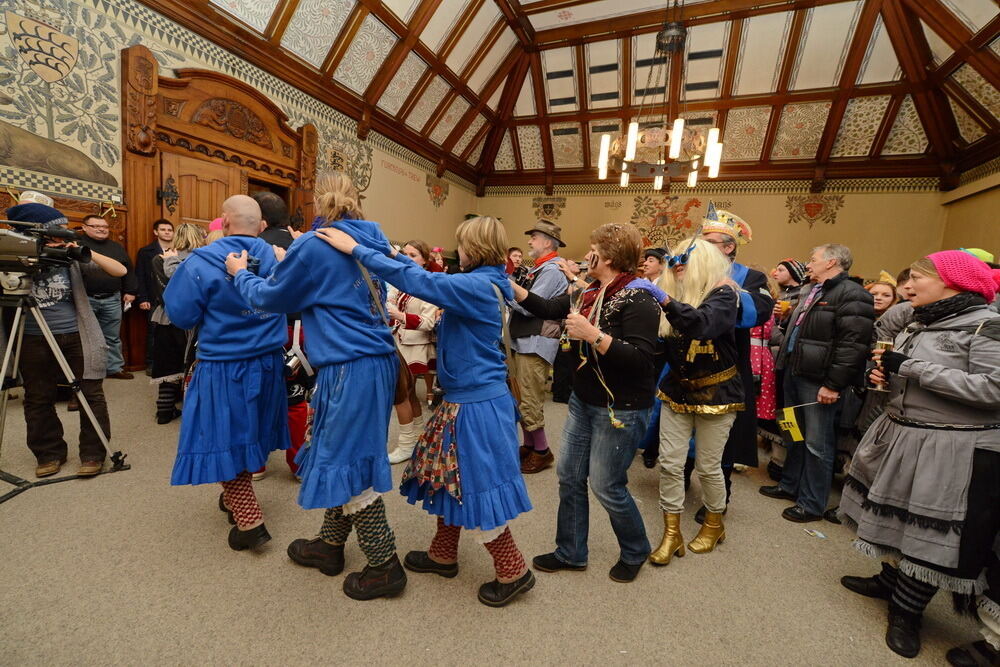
510, 222, 662, 583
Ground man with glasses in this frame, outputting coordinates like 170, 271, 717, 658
77, 215, 137, 379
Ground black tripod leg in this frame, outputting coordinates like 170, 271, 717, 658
0, 306, 26, 461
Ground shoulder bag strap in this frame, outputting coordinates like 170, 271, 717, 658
493, 284, 519, 385
356, 260, 409, 358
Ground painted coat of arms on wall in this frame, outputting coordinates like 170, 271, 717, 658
426, 174, 448, 208
532, 196, 566, 220
630, 195, 703, 249
785, 194, 845, 228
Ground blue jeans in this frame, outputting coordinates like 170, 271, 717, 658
779, 374, 842, 515
88, 294, 124, 374
555, 394, 652, 566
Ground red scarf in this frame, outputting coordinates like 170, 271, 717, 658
579, 272, 634, 320
533, 251, 558, 269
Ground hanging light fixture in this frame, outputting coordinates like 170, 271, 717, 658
597, 0, 722, 189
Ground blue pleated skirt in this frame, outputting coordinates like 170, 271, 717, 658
401, 392, 532, 531
171, 351, 289, 486
295, 353, 396, 510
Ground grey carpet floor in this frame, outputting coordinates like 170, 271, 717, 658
0, 377, 982, 665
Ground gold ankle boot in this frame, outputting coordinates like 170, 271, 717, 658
649, 513, 685, 565
688, 511, 726, 554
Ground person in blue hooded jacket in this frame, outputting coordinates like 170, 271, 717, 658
163, 195, 288, 552
314, 215, 534, 608
225, 171, 405, 602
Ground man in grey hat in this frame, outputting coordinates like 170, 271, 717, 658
508, 219, 568, 474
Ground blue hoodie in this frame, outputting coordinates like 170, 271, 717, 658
232, 219, 395, 367
352, 244, 513, 403
164, 235, 286, 361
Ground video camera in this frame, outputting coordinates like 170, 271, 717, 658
0, 224, 91, 273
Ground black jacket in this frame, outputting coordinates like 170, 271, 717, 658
260, 226, 295, 249
75, 234, 138, 296
779, 271, 875, 391
135, 240, 165, 306
659, 286, 744, 413
520, 284, 661, 410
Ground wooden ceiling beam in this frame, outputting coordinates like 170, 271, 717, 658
397, 68, 436, 121
575, 44, 591, 168
942, 79, 999, 134
814, 0, 884, 171
934, 15, 1000, 79
529, 50, 555, 182
444, 47, 525, 152
619, 33, 632, 137
760, 8, 806, 162
135, 0, 479, 183
459, 19, 507, 80
439, 0, 487, 62
881, 0, 958, 183
716, 16, 745, 139
869, 93, 904, 157
532, 0, 855, 47
902, 0, 1000, 90
320, 5, 370, 76
480, 54, 533, 177
364, 0, 443, 105
482, 156, 944, 186
264, 0, 301, 44
494, 0, 536, 46
461, 119, 493, 162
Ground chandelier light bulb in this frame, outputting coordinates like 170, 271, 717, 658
653, 160, 664, 191
687, 169, 698, 188
669, 117, 685, 159
708, 147, 721, 178
597, 134, 611, 179
625, 122, 639, 161
706, 127, 720, 153
620, 171, 630, 188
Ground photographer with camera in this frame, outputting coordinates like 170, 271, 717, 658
5, 202, 126, 478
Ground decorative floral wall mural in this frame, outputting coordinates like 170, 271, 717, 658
785, 194, 845, 227
630, 195, 704, 249
425, 174, 448, 208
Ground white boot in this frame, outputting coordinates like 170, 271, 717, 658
389, 418, 418, 465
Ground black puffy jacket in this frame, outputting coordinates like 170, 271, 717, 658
779, 272, 874, 391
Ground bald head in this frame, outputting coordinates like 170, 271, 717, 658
221, 195, 264, 236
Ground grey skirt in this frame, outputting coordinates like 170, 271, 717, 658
840, 413, 978, 576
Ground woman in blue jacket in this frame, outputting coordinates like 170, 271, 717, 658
225, 171, 404, 602
316, 216, 534, 608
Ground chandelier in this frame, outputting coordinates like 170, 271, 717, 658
596, 1, 723, 189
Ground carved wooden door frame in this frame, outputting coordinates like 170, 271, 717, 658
120, 44, 317, 369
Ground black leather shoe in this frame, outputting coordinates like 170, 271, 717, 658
609, 559, 643, 583
695, 504, 728, 525
228, 523, 271, 551
766, 461, 783, 482
946, 640, 999, 666
841, 574, 892, 600
343, 554, 407, 600
287, 537, 345, 576
642, 453, 657, 469
218, 492, 235, 525
156, 409, 182, 425
759, 484, 796, 500
782, 505, 822, 523
532, 552, 586, 573
886, 607, 922, 659
403, 550, 458, 578
824, 508, 843, 524
478, 570, 535, 607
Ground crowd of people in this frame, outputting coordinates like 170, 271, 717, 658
5, 177, 1000, 662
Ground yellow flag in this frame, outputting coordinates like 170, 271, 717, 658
777, 406, 805, 444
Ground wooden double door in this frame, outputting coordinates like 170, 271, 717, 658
159, 152, 245, 230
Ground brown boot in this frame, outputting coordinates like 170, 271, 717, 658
688, 510, 726, 553
521, 450, 554, 474
649, 512, 685, 565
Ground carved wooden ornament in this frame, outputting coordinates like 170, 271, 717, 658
123, 45, 158, 156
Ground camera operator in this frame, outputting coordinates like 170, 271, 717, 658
5, 203, 126, 478
76, 215, 137, 380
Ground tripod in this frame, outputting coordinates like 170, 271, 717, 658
0, 270, 130, 504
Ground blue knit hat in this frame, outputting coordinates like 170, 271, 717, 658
6, 203, 68, 227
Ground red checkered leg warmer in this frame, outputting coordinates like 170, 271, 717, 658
483, 528, 527, 583
220, 472, 263, 530
428, 516, 461, 563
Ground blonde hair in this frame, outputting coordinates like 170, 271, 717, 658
909, 257, 939, 280
656, 237, 733, 336
205, 229, 225, 244
173, 223, 205, 252
456, 216, 508, 269
314, 170, 363, 223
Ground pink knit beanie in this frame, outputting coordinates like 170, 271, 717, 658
209, 217, 224, 231
927, 250, 1000, 302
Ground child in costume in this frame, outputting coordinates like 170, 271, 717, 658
164, 195, 288, 551
315, 215, 535, 607
226, 171, 405, 601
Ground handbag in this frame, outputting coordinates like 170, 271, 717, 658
356, 261, 415, 406
492, 284, 522, 407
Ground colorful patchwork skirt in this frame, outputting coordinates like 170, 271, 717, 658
295, 353, 397, 510
400, 392, 531, 531
171, 350, 289, 485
